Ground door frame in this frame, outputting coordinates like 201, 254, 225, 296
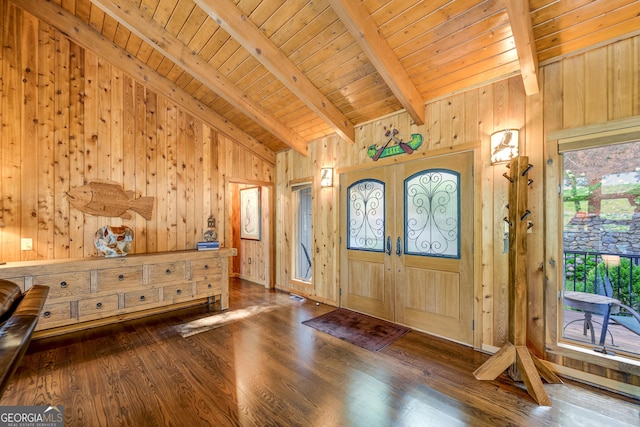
226, 177, 275, 288
337, 144, 483, 349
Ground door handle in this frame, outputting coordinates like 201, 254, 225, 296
396, 237, 402, 256
386, 236, 392, 255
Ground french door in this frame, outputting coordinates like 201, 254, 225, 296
339, 151, 474, 345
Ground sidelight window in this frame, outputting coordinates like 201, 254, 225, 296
292, 183, 312, 282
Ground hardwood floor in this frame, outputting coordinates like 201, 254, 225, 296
2, 278, 639, 426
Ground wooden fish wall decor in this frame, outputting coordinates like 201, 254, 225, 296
67, 181, 154, 220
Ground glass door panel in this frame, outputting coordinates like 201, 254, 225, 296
561, 140, 640, 357
405, 169, 460, 258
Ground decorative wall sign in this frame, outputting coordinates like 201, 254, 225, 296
240, 187, 261, 240
368, 127, 423, 161
67, 181, 154, 220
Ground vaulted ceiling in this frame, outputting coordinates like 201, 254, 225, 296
17, 0, 640, 155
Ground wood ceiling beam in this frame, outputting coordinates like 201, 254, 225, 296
193, 0, 356, 144
88, 0, 308, 156
326, 0, 425, 126
505, 0, 540, 95
12, 0, 276, 165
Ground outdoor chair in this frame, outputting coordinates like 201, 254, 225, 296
597, 274, 640, 337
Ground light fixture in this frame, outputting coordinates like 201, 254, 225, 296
490, 129, 519, 165
320, 168, 333, 188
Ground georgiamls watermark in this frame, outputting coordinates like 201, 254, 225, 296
0, 405, 64, 427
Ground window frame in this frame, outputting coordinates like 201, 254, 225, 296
291, 180, 313, 286
552, 124, 640, 364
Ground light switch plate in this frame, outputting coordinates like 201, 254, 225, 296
21, 238, 33, 251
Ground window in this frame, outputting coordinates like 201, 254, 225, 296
404, 169, 460, 258
561, 139, 640, 358
292, 183, 312, 282
347, 179, 385, 251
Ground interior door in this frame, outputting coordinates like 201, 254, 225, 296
395, 152, 474, 345
340, 151, 474, 345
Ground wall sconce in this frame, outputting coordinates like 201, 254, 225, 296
490, 129, 519, 165
320, 168, 333, 188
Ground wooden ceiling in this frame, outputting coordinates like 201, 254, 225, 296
17, 0, 640, 154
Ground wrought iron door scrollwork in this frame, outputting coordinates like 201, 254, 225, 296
347, 180, 385, 251
405, 170, 460, 258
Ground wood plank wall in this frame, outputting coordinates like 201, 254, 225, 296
276, 76, 543, 353
275, 32, 640, 392
542, 35, 640, 389
3, 0, 638, 393
275, 135, 339, 303
0, 3, 274, 285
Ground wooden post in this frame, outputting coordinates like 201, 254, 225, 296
473, 156, 562, 406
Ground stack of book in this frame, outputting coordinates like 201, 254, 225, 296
197, 241, 220, 251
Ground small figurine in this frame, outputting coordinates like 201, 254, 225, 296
203, 215, 218, 242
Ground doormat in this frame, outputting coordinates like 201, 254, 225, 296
302, 308, 411, 352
